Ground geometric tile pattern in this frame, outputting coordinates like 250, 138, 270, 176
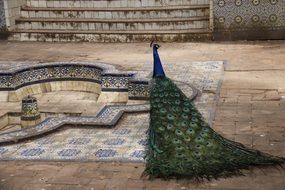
0, 61, 225, 162
0, 114, 150, 162
0, 61, 144, 99
0, 62, 103, 90
0, 104, 150, 144
213, 0, 285, 31
128, 80, 149, 100
0, 61, 137, 93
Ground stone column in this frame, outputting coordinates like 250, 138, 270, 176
21, 95, 41, 128
0, 0, 6, 32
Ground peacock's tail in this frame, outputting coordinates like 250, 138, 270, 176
144, 76, 285, 180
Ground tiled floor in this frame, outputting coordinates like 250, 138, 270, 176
0, 114, 149, 162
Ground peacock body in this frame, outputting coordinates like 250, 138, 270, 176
144, 43, 285, 180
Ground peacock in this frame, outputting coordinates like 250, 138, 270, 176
144, 42, 285, 180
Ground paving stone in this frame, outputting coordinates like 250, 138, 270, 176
0, 42, 285, 190
0, 177, 32, 190
126, 179, 146, 188
89, 179, 107, 189
234, 134, 253, 146
49, 176, 92, 185
55, 165, 81, 177
21, 183, 55, 190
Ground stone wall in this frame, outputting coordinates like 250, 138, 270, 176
0, 0, 5, 32
213, 0, 285, 40
1, 0, 285, 41
2, 0, 26, 31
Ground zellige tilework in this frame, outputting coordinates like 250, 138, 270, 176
0, 61, 224, 162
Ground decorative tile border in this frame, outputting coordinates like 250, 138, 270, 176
0, 61, 150, 99
0, 104, 150, 145
128, 80, 150, 100
0, 63, 103, 90
101, 73, 134, 92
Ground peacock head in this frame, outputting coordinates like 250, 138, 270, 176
150, 40, 160, 50
151, 41, 166, 78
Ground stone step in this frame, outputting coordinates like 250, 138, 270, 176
16, 17, 209, 31
12, 0, 212, 42
26, 0, 210, 8
10, 29, 212, 42
21, 5, 210, 19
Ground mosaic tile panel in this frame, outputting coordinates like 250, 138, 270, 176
213, 0, 285, 31
0, 61, 225, 162
0, 114, 150, 162
101, 73, 134, 92
128, 81, 150, 100
0, 61, 147, 99
21, 96, 40, 121
0, 104, 150, 144
0, 63, 103, 90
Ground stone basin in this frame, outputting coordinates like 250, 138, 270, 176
0, 61, 198, 144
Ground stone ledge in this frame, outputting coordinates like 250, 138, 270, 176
16, 16, 209, 23
0, 61, 151, 101
0, 104, 150, 145
21, 4, 210, 11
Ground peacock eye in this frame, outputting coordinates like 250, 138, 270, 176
184, 137, 191, 141
184, 102, 190, 106
160, 108, 167, 113
166, 123, 174, 130
173, 139, 181, 144
190, 122, 198, 128
155, 98, 160, 102
202, 127, 209, 131
175, 129, 183, 135
180, 121, 187, 127
183, 107, 190, 112
167, 114, 174, 120
182, 113, 188, 119
187, 128, 193, 134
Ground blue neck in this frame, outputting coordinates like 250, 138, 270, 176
152, 46, 165, 78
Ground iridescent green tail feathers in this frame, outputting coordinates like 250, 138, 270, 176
144, 76, 285, 180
